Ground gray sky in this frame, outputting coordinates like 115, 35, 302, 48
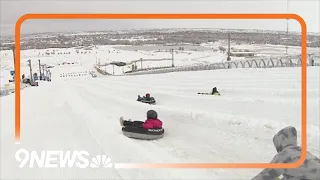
0, 0, 319, 36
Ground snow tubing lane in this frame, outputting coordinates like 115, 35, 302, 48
122, 126, 164, 140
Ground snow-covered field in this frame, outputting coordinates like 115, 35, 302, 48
0, 44, 224, 81
1, 42, 318, 81
1, 43, 238, 88
0, 43, 319, 179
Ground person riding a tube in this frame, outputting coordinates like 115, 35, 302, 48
120, 110, 163, 129
145, 93, 152, 101
137, 93, 153, 101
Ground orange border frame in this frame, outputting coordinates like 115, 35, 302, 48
14, 14, 307, 169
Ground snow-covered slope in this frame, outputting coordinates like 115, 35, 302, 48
1, 66, 319, 179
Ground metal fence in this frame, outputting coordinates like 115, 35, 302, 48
123, 54, 319, 76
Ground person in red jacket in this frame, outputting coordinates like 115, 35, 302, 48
120, 110, 163, 129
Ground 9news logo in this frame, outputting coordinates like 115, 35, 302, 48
15, 148, 113, 168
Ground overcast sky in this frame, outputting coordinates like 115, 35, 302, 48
0, 0, 319, 36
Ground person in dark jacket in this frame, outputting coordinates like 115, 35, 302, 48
251, 126, 320, 180
211, 87, 220, 95
120, 110, 163, 129
145, 93, 152, 101
137, 93, 152, 101
137, 93, 155, 102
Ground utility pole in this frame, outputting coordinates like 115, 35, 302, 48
11, 45, 16, 82
44, 66, 48, 80
227, 34, 231, 62
27, 59, 33, 83
41, 64, 46, 80
171, 49, 175, 67
113, 65, 115, 75
38, 59, 42, 80
227, 34, 231, 69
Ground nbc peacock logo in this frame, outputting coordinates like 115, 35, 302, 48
90, 154, 113, 168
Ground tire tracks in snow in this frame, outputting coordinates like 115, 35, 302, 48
72, 82, 269, 163
60, 84, 124, 180
70, 81, 266, 178
69, 82, 226, 179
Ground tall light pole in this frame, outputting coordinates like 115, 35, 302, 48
227, 34, 231, 62
41, 64, 46, 80
171, 49, 175, 67
11, 45, 16, 81
227, 34, 231, 69
38, 59, 42, 80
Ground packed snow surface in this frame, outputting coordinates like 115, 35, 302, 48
1, 65, 319, 179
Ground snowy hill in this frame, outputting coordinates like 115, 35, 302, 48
1, 66, 319, 179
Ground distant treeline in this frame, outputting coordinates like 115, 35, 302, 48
0, 30, 319, 51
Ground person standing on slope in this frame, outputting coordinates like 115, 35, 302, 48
251, 126, 320, 180
120, 110, 163, 129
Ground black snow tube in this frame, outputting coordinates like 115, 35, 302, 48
122, 126, 164, 140
140, 98, 156, 104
